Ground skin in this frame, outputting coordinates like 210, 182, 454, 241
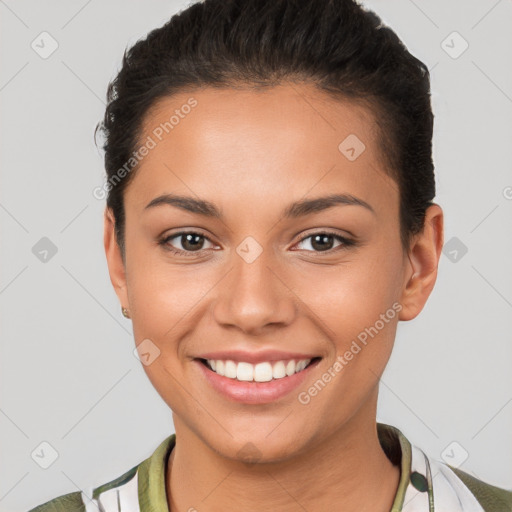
104, 83, 443, 512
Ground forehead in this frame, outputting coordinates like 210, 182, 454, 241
126, 83, 398, 216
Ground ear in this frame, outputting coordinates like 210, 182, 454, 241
103, 207, 129, 310
399, 204, 444, 321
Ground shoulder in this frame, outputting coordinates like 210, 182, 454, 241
426, 453, 512, 512
387, 422, 512, 512
447, 464, 512, 512
26, 490, 86, 512
26, 433, 176, 512
26, 464, 138, 512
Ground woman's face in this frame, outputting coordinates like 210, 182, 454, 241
105, 83, 436, 462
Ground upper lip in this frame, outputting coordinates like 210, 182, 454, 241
195, 350, 321, 365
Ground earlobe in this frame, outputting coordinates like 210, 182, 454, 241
103, 208, 129, 309
399, 204, 444, 321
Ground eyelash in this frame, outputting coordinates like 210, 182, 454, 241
157, 230, 356, 257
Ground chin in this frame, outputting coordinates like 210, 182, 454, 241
209, 431, 307, 465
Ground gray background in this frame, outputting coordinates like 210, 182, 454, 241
1, 0, 511, 510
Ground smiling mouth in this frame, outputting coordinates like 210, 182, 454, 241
197, 357, 322, 383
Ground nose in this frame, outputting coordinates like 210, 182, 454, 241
212, 247, 296, 336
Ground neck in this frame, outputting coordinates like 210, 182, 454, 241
166, 400, 400, 512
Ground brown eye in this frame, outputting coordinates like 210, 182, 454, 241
177, 233, 205, 251
309, 234, 336, 251
159, 231, 216, 255
295, 232, 355, 253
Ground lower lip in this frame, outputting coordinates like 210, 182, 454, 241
195, 359, 321, 404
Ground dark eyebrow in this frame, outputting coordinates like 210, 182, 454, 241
145, 194, 222, 218
283, 193, 375, 218
144, 193, 375, 218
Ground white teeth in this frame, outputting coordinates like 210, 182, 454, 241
296, 360, 308, 372
272, 361, 286, 379
254, 362, 273, 382
206, 358, 313, 382
236, 362, 254, 381
224, 360, 237, 379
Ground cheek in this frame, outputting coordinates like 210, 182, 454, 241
125, 251, 205, 411
297, 245, 403, 338
128, 264, 211, 343
291, 249, 403, 426
124, 229, 212, 337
